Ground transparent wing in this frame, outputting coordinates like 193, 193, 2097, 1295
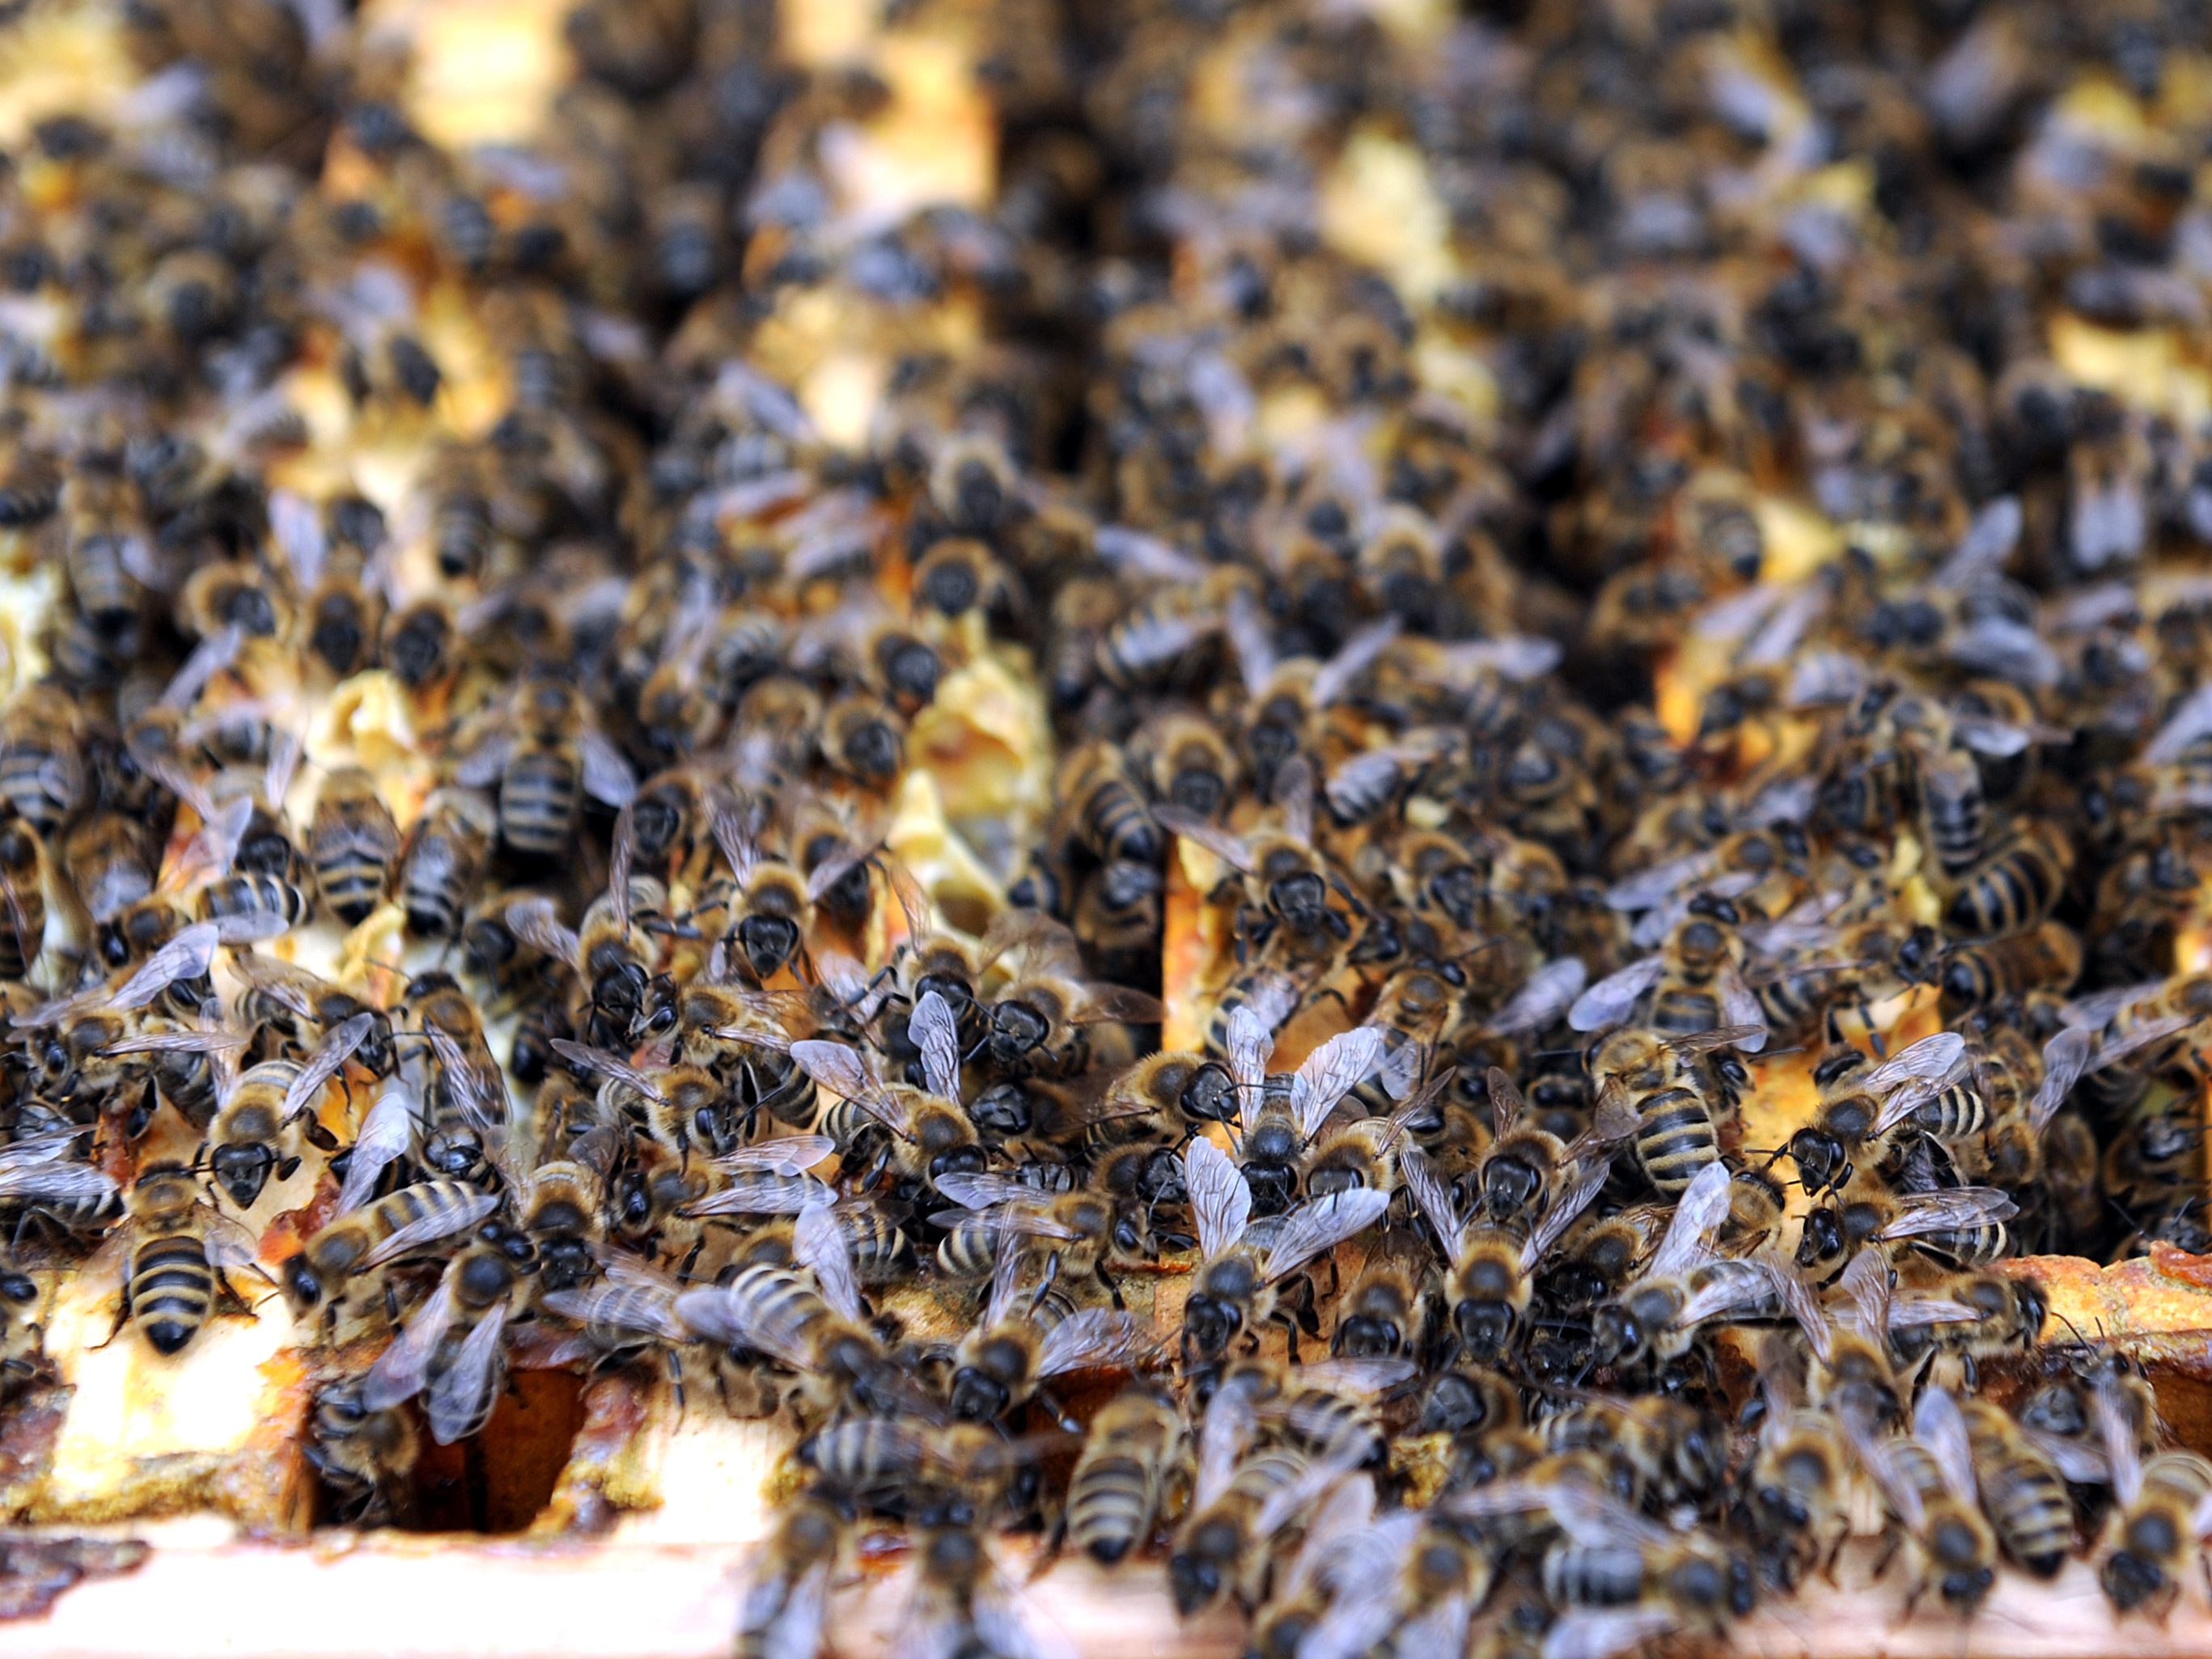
1193, 1379, 1257, 1509
1036, 1308, 1154, 1379
1670, 1258, 1777, 1327
1183, 1136, 1251, 1260
2061, 980, 2161, 1031
714, 1136, 837, 1174
1310, 617, 1400, 709
1914, 1386, 1978, 1505
426, 1025, 509, 1136
281, 1012, 375, 1121
1223, 587, 1276, 697
360, 1279, 457, 1410
426, 1302, 510, 1446
1875, 1187, 2017, 1239
794, 1200, 862, 1324
506, 895, 582, 967
337, 1080, 420, 1214
790, 1040, 911, 1138
2146, 679, 2212, 765
107, 921, 221, 1011
1482, 958, 1587, 1036
1765, 1259, 1833, 1365
1567, 956, 1663, 1032
1839, 1246, 1892, 1339
1151, 806, 1255, 874
1397, 1145, 1460, 1255
1643, 1160, 1734, 1282
102, 1030, 250, 1057
1225, 1005, 1273, 1132
1521, 1154, 1612, 1273
607, 806, 636, 936
163, 797, 254, 895
2092, 1367, 2146, 1507
1863, 1031, 1968, 1093
450, 730, 515, 789
682, 1176, 834, 1218
911, 990, 963, 1100
358, 1190, 501, 1268
1543, 1609, 1682, 1659
1290, 1026, 1383, 1138
1604, 853, 1715, 913
578, 730, 638, 807
930, 1172, 1044, 1213
546, 1040, 664, 1102
1716, 969, 1768, 1051
2029, 1026, 2091, 1132
1261, 1188, 1389, 1283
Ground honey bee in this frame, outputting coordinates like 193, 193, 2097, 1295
306, 1378, 421, 1526
733, 1492, 847, 1659
1843, 1388, 2001, 1618
1055, 741, 1163, 869
1589, 1023, 1757, 1200
1159, 758, 1357, 970
0, 817, 46, 983
382, 599, 456, 692
941, 1235, 1155, 1424
1065, 1384, 1185, 1564
359, 1225, 536, 1445
1072, 857, 1165, 988
205, 1018, 368, 1208
1780, 1031, 1970, 1195
89, 1163, 262, 1356
396, 787, 494, 939
1179, 1135, 1388, 1364
1943, 820, 2074, 940
1134, 709, 1239, 823
66, 811, 160, 955
282, 1178, 501, 1325
0, 1128, 124, 1238
304, 767, 400, 929
1794, 1177, 2019, 1281
789, 992, 985, 1192
1939, 920, 2083, 1010
0, 683, 87, 837
818, 693, 905, 790
1589, 1162, 1782, 1370
400, 971, 511, 1180
451, 673, 639, 859
1570, 912, 1768, 1051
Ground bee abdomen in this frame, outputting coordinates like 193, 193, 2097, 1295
1634, 1091, 1719, 1197
130, 1235, 214, 1353
500, 752, 579, 855
1069, 1455, 1155, 1561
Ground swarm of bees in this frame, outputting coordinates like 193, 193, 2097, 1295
0, 0, 2210, 1653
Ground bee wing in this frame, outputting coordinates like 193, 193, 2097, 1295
0, 1152, 119, 1209
578, 730, 638, 808
1739, 772, 1820, 828
281, 1012, 375, 1122
549, 1039, 663, 1102
1324, 745, 1417, 820
1663, 1023, 1768, 1056
1261, 1187, 1390, 1283
160, 624, 243, 710
102, 1030, 251, 1057
1863, 1031, 1968, 1094
1290, 1513, 1422, 1659
505, 896, 581, 967
1935, 494, 2023, 587
969, 1568, 1076, 1659
683, 1176, 835, 1218
800, 838, 871, 904
1521, 1153, 1611, 1272
210, 909, 294, 946
931, 1172, 1039, 1213
1670, 1258, 1775, 1328
358, 1190, 501, 1268
1875, 1187, 2017, 1240
1071, 984, 1165, 1025
1311, 616, 1400, 710
1292, 1356, 1417, 1395
715, 1136, 837, 1175
1223, 586, 1276, 699
910, 990, 963, 1101
1271, 755, 1316, 850
1152, 806, 1255, 874
1224, 1005, 1274, 1132
2060, 980, 2162, 1031
1546, 1483, 1676, 1550
360, 1279, 457, 1410
1839, 1409, 1923, 1532
1604, 852, 1715, 913
1642, 1159, 1733, 1282
1036, 1308, 1155, 1379
1838, 1246, 1892, 1339
426, 1301, 510, 1446
1913, 1386, 1979, 1505
337, 1079, 419, 1214
1867, 1073, 1953, 1139
794, 1200, 862, 1325
1883, 1294, 1985, 1329
1947, 614, 2060, 688
107, 920, 223, 1012
225, 950, 324, 1021
1092, 523, 1210, 584
672, 1280, 807, 1368
450, 730, 515, 789
790, 1039, 911, 1137
1291, 1025, 1384, 1138
2146, 679, 2212, 765
426, 1026, 509, 1136
1482, 958, 1587, 1037
2092, 1369, 2146, 1506
2028, 1026, 2091, 1132
1252, 1443, 1374, 1543
1950, 713, 2033, 757
608, 806, 636, 936
2092, 1013, 2196, 1073
1183, 1136, 1252, 1260
2026, 1428, 2110, 1487
1276, 1478, 1383, 1606
1442, 634, 1562, 682
1542, 1609, 1684, 1659
1487, 1065, 1525, 1141
1193, 1381, 1257, 1509
1398, 1145, 1462, 1255
1716, 968, 1767, 1051
1567, 955, 1664, 1033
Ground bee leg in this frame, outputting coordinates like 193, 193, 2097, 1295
1035, 1384, 1081, 1435
1093, 1260, 1124, 1311
666, 1348, 687, 1415
677, 1235, 706, 1282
